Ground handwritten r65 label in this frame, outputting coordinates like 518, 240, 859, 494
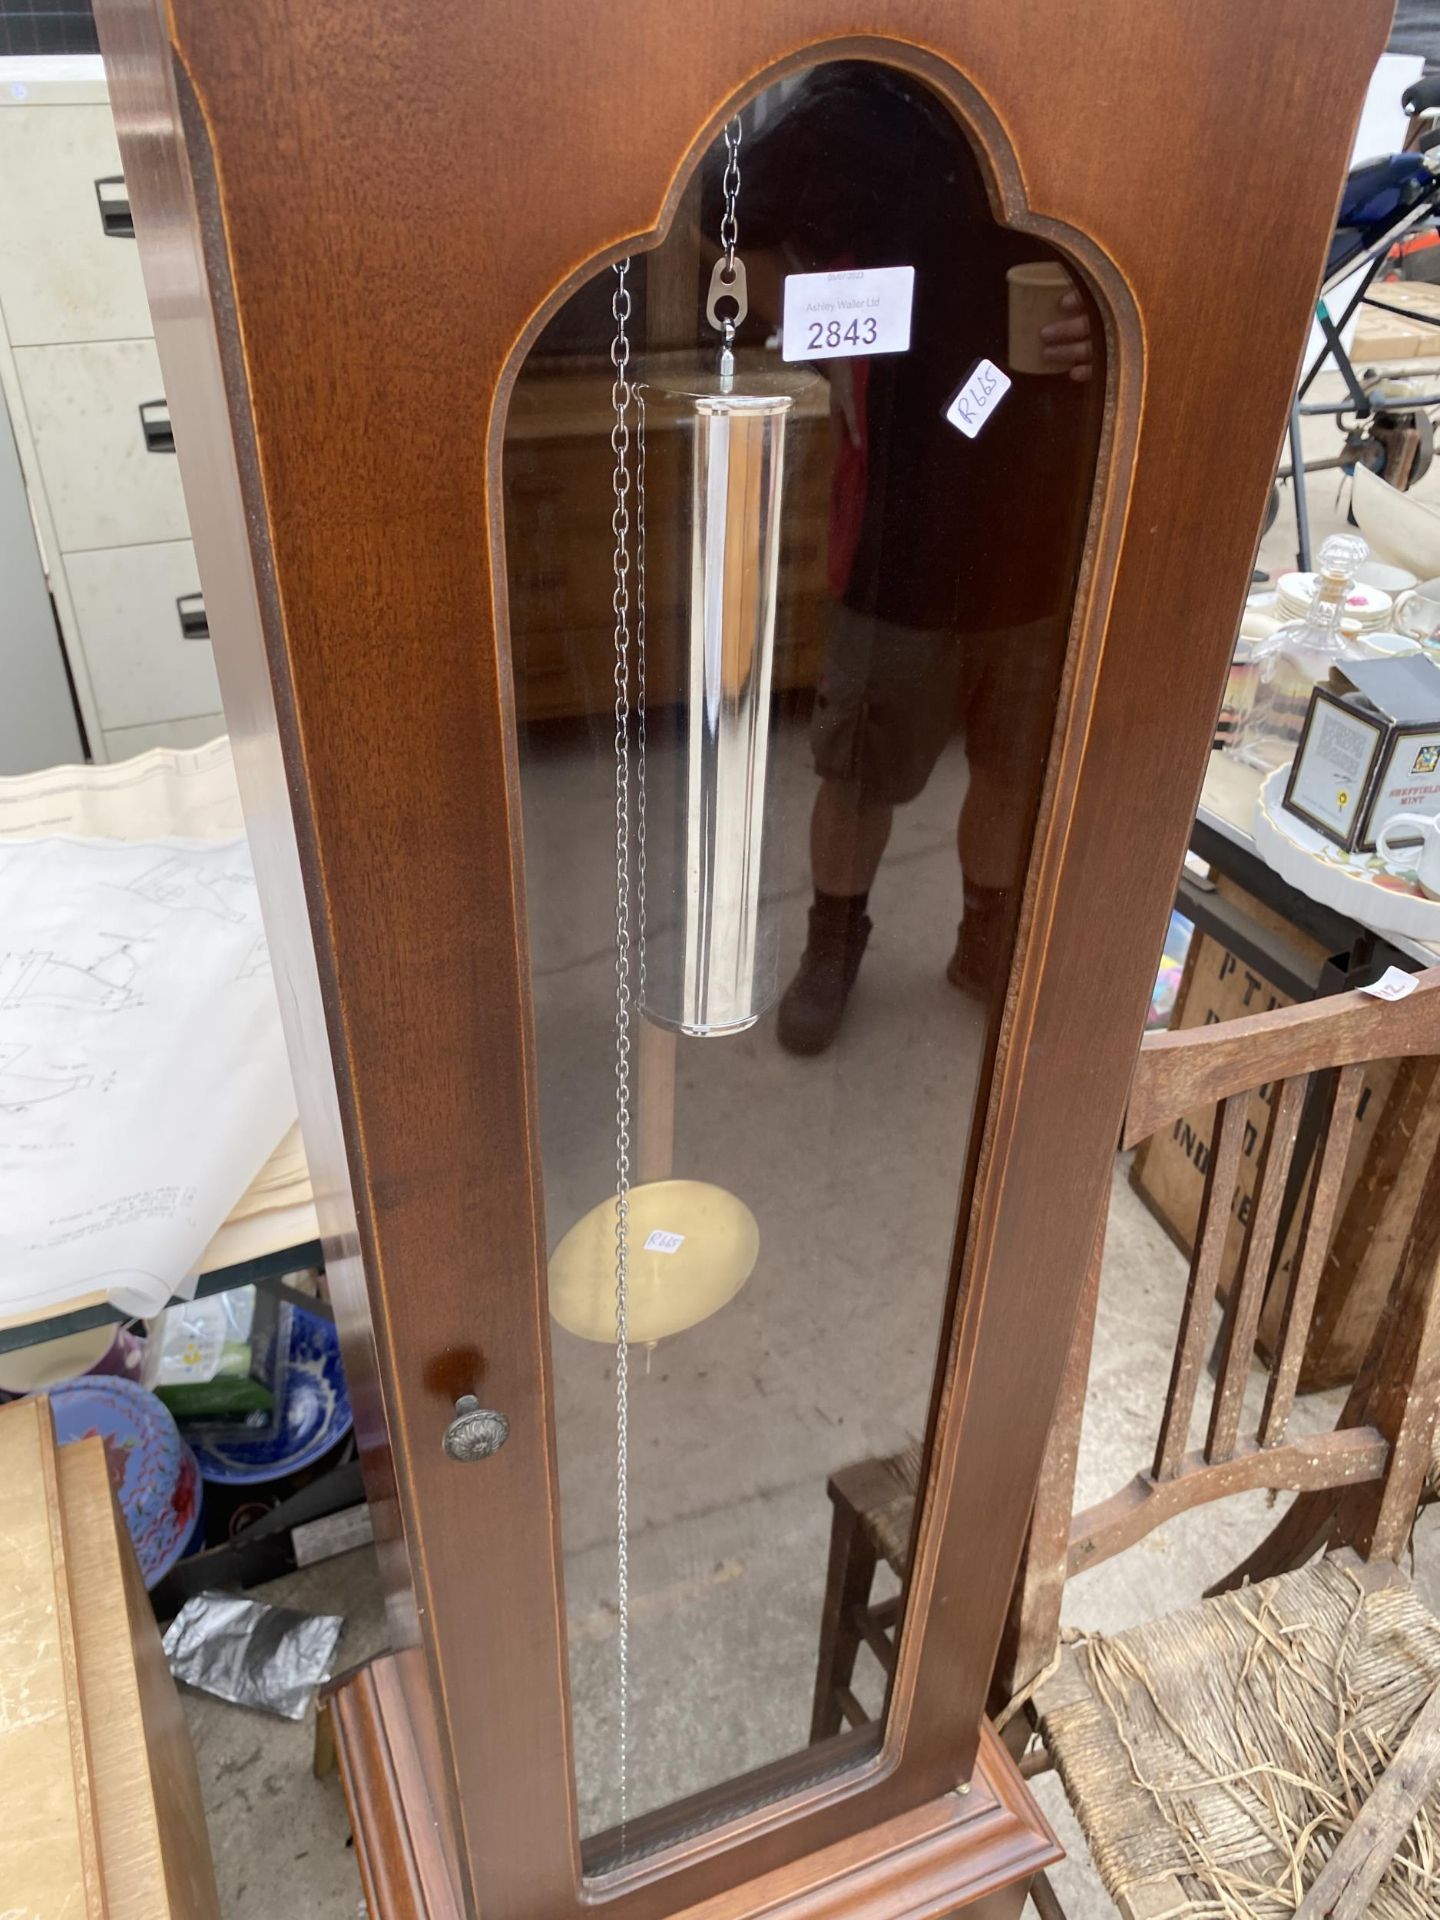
945, 358, 1011, 439
643, 1228, 685, 1254
782, 266, 915, 362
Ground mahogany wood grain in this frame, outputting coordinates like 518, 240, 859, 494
1123, 973, 1440, 1150
1206, 1075, 1305, 1462
330, 1657, 465, 1920
91, 0, 458, 1867
992, 1218, 1104, 1711
1260, 1065, 1366, 1447
93, 0, 1391, 1914
333, 1656, 1058, 1920
628, 1719, 1060, 1920
1154, 1097, 1246, 1481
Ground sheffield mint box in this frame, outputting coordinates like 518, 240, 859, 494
1284, 654, 1440, 853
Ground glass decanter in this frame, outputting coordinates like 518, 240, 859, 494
1229, 533, 1369, 772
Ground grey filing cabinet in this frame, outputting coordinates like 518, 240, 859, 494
0, 381, 82, 772
0, 53, 223, 760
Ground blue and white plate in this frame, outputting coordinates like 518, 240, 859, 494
47, 1375, 203, 1588
184, 1303, 351, 1486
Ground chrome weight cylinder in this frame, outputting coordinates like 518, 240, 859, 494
640, 373, 797, 1037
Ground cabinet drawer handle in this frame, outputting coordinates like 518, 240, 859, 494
139, 400, 174, 453
94, 176, 134, 239
176, 593, 209, 641
442, 1396, 509, 1462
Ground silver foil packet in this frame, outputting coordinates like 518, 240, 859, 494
163, 1590, 344, 1721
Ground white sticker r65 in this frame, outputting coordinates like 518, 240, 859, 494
945, 358, 1011, 439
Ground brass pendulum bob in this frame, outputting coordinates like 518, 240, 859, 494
549, 1020, 760, 1345
548, 1176, 760, 1345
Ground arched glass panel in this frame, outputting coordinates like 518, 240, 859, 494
501, 57, 1105, 1871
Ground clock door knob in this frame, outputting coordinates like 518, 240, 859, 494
442, 1395, 509, 1462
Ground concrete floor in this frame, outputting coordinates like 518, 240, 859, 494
184, 370, 1440, 1914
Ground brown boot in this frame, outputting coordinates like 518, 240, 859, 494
946, 883, 1009, 1000
777, 901, 872, 1055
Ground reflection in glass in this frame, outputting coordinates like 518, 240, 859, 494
501, 60, 1104, 1869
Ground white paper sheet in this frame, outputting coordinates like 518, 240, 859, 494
0, 735, 243, 840
0, 835, 298, 1318
0, 742, 318, 1307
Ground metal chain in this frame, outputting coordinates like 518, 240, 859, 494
634, 385, 648, 1011
719, 115, 742, 272
608, 256, 634, 1840
709, 115, 747, 380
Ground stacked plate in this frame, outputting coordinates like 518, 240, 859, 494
34, 1303, 351, 1581
47, 1375, 202, 1588
1273, 572, 1393, 632
182, 1302, 352, 1487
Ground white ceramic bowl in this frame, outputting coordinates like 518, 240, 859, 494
1350, 629, 1423, 659
1356, 559, 1418, 596
1352, 463, 1440, 580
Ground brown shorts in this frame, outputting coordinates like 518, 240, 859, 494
810, 602, 1063, 814
810, 603, 964, 806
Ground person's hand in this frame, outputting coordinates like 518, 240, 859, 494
1039, 288, 1094, 382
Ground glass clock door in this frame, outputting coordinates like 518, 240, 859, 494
500, 56, 1105, 1872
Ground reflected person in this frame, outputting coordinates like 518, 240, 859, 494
734, 64, 1101, 1055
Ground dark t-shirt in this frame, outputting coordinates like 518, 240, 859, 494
739, 63, 1101, 633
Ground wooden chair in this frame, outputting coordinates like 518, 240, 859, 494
811, 972, 1440, 1916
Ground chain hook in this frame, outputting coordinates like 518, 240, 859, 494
709, 115, 748, 371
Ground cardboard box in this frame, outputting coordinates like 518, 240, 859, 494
1285, 653, 1440, 853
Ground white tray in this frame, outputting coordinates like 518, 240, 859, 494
1252, 764, 1440, 946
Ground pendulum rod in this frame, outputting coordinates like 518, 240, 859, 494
609, 255, 634, 1841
